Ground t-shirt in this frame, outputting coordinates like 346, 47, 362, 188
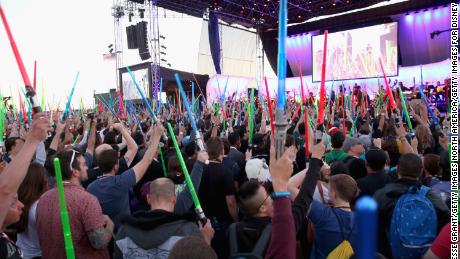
325, 150, 348, 164
17, 201, 41, 259
430, 223, 452, 259
87, 168, 136, 232
36, 183, 109, 259
198, 162, 236, 223
0, 233, 21, 259
309, 201, 358, 259
222, 157, 240, 183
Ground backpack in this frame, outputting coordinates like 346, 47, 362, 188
229, 223, 272, 259
326, 209, 355, 259
389, 186, 437, 258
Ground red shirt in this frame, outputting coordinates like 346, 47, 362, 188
36, 183, 109, 259
430, 223, 454, 259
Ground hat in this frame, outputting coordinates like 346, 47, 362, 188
245, 158, 271, 182
329, 127, 339, 136
342, 137, 362, 152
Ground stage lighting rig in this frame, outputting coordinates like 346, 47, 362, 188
111, 5, 125, 18
430, 29, 453, 39
139, 8, 145, 19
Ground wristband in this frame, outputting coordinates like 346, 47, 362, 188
271, 191, 291, 199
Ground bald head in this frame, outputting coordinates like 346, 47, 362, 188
148, 178, 176, 211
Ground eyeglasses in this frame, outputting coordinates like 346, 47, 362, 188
69, 150, 80, 171
255, 193, 270, 214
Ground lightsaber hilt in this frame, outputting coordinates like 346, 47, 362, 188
25, 87, 42, 113
195, 207, 208, 225
274, 108, 288, 159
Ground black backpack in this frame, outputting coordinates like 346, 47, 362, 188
229, 223, 272, 259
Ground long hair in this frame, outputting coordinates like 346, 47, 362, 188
15, 162, 48, 233
415, 125, 433, 154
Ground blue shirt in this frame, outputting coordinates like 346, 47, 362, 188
87, 168, 136, 232
309, 201, 358, 259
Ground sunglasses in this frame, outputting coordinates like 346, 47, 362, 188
69, 149, 80, 171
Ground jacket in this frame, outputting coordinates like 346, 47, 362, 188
114, 210, 202, 259
373, 178, 450, 258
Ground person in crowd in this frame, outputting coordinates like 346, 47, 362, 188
198, 137, 238, 258
36, 149, 114, 259
222, 139, 241, 189
87, 123, 163, 232
114, 178, 214, 258
0, 114, 50, 259
356, 149, 391, 196
325, 131, 347, 164
227, 132, 245, 172
15, 163, 48, 259
423, 223, 453, 259
3, 137, 24, 163
341, 137, 367, 180
373, 153, 450, 258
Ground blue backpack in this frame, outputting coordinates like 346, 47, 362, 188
389, 186, 437, 259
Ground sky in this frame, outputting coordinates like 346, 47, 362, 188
0, 0, 407, 109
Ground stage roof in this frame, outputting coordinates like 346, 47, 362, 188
156, 0, 388, 29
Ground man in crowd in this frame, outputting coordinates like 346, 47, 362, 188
36, 149, 114, 259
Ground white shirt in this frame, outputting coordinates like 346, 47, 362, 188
16, 201, 42, 259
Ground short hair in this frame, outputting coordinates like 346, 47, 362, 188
103, 130, 118, 145
330, 161, 349, 176
221, 138, 230, 155
149, 178, 176, 202
206, 137, 223, 160
168, 236, 217, 259
184, 141, 197, 157
329, 174, 359, 202
131, 131, 145, 146
365, 149, 387, 171
237, 181, 265, 216
331, 131, 345, 149
98, 149, 119, 173
398, 153, 423, 179
167, 156, 182, 175
54, 150, 83, 180
228, 132, 240, 146
5, 137, 20, 152
298, 122, 305, 135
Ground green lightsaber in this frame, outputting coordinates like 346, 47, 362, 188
159, 145, 167, 177
397, 86, 413, 131
53, 158, 75, 259
249, 87, 255, 145
167, 123, 206, 223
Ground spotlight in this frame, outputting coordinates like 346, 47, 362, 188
160, 35, 166, 39
108, 44, 113, 48
128, 13, 133, 22
161, 45, 167, 49
160, 51, 166, 55
161, 58, 167, 62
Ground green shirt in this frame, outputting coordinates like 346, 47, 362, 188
325, 149, 348, 164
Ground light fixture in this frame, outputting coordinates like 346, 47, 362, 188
160, 51, 166, 55
160, 35, 166, 39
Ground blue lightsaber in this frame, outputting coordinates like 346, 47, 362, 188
175, 73, 206, 151
274, 0, 288, 158
62, 72, 80, 120
356, 196, 377, 259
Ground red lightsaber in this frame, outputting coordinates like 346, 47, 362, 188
378, 58, 396, 110
264, 77, 275, 135
318, 30, 328, 124
0, 5, 41, 113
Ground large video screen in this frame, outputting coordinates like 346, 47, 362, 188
312, 22, 398, 82
121, 67, 150, 100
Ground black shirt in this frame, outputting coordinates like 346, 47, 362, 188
357, 171, 391, 197
198, 162, 236, 223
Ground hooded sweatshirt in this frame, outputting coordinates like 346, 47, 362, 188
114, 210, 202, 259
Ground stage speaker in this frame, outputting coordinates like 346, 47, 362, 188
136, 21, 150, 60
126, 25, 138, 49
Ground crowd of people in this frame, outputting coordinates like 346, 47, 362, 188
0, 80, 454, 259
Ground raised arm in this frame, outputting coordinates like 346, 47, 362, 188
113, 123, 138, 167
86, 118, 97, 156
132, 123, 163, 183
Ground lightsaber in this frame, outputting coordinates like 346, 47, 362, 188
264, 77, 275, 135
62, 72, 80, 120
378, 58, 396, 110
356, 196, 377, 259
126, 67, 167, 141
318, 30, 328, 125
397, 86, 413, 131
53, 158, 76, 259
274, 0, 288, 158
174, 73, 205, 151
167, 123, 206, 224
0, 5, 41, 113
33, 60, 37, 91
